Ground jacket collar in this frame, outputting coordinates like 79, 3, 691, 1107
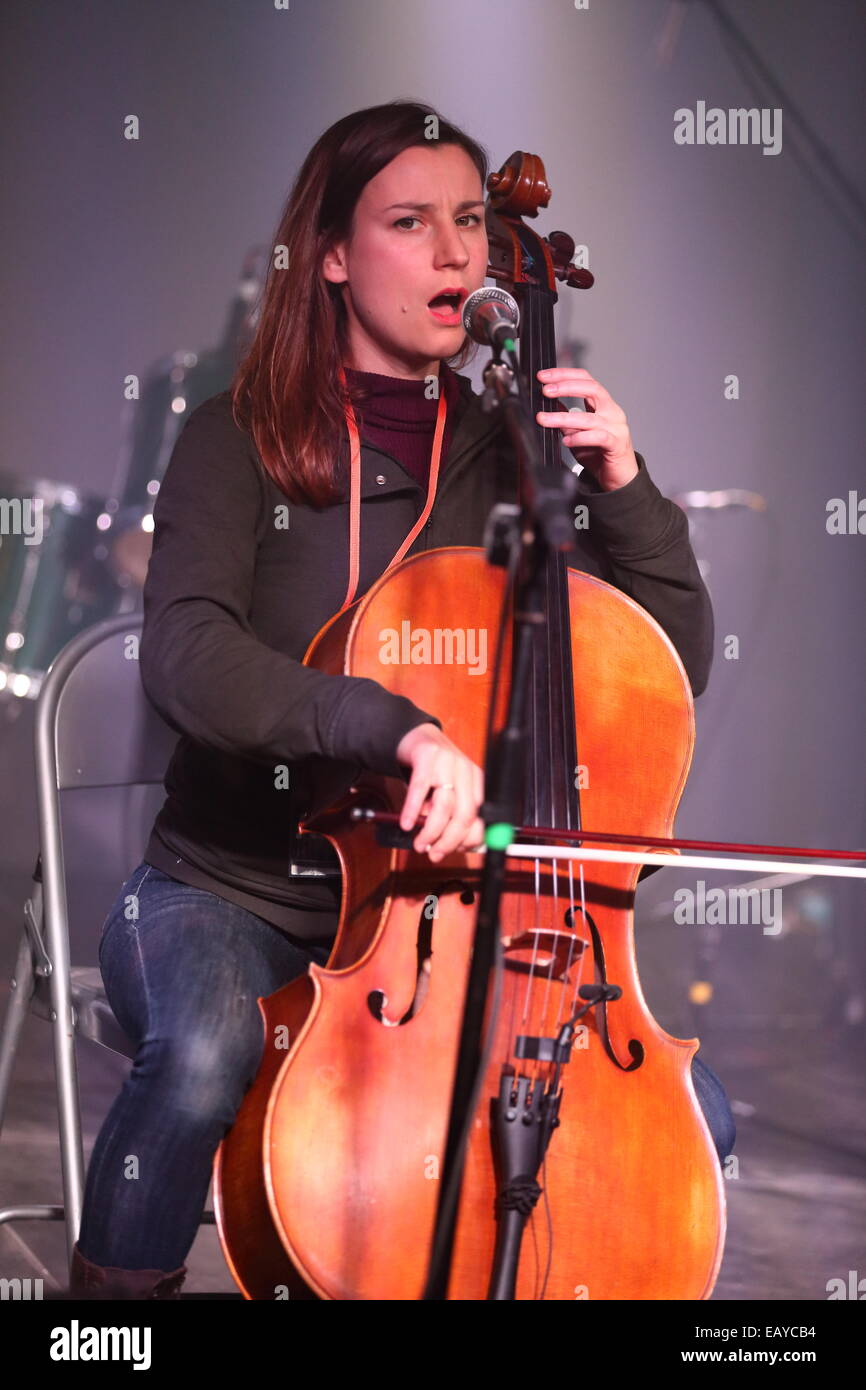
336, 370, 505, 499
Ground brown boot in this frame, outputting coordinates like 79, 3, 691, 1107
68, 1241, 187, 1300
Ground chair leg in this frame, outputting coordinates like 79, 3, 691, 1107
51, 992, 87, 1263
0, 897, 81, 1240
0, 928, 37, 1140
31, 861, 87, 1261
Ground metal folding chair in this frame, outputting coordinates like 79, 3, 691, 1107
0, 613, 215, 1264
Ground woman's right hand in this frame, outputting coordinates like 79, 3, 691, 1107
394, 722, 485, 862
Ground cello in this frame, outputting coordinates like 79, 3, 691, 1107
212, 150, 726, 1300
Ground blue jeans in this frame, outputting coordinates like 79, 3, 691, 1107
77, 862, 333, 1271
77, 861, 735, 1272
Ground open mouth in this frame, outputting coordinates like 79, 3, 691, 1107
427, 289, 466, 324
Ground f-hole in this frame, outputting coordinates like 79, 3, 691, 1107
367, 905, 434, 1026
577, 905, 644, 1072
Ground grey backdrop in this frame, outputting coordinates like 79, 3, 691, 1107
1, 0, 864, 1300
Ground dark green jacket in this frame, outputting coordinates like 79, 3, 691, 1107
140, 375, 713, 932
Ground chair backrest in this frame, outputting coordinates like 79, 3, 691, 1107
31, 614, 181, 1067
36, 613, 179, 792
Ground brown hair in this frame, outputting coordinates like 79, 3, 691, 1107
230, 100, 489, 506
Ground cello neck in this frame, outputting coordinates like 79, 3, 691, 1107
512, 272, 582, 837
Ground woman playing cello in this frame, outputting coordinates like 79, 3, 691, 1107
69, 99, 734, 1300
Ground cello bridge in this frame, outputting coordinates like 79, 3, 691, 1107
501, 928, 586, 981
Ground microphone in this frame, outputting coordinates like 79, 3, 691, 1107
462, 287, 520, 351
578, 983, 623, 1003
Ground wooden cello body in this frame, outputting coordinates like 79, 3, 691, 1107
212, 151, 726, 1300
213, 552, 725, 1299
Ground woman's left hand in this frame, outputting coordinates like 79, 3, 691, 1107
535, 367, 640, 493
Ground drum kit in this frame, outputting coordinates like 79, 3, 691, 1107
0, 249, 266, 706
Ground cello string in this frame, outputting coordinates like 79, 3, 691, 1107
538, 288, 567, 1033
513, 292, 568, 1055
541, 282, 591, 1024
561, 337, 591, 1027
484, 504, 524, 1062
517, 286, 546, 1059
515, 288, 557, 1093
510, 285, 591, 1072
559, 476, 591, 1027
534, 286, 561, 1075
501, 283, 534, 1045
538, 280, 581, 1280
540, 288, 589, 1035
532, 286, 584, 1045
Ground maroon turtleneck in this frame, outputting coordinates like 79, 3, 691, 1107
342, 361, 463, 489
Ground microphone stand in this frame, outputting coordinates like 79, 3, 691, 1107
422, 333, 579, 1300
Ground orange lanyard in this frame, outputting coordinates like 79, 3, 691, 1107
337, 365, 448, 614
